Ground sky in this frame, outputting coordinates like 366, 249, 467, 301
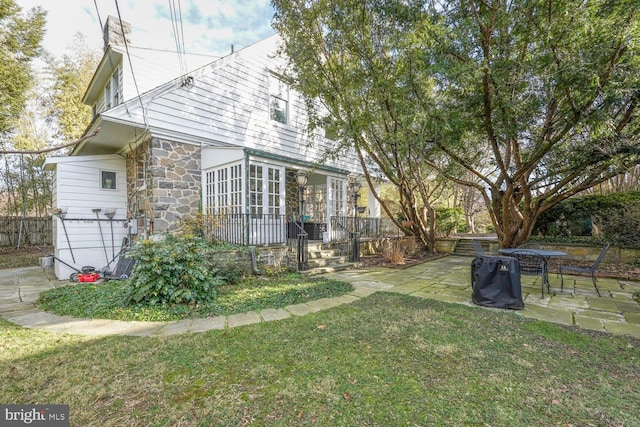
16, 0, 276, 58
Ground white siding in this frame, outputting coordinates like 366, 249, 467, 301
45, 155, 128, 279
105, 36, 362, 175
119, 47, 219, 101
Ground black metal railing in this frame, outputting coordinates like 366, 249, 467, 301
330, 216, 401, 242
203, 213, 401, 268
287, 221, 308, 271
331, 216, 360, 262
204, 213, 287, 246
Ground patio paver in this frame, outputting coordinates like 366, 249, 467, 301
1, 257, 639, 338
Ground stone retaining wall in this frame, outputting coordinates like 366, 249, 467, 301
436, 238, 640, 264
209, 246, 296, 275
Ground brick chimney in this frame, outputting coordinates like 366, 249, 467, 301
103, 15, 131, 51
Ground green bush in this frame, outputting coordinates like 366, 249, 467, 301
533, 192, 640, 247
215, 260, 247, 285
125, 235, 222, 306
435, 207, 466, 236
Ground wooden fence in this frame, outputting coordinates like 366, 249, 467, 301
0, 217, 52, 247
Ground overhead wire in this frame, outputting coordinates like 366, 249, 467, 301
169, 0, 191, 84
114, 0, 149, 130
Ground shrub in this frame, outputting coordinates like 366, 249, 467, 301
125, 235, 222, 306
216, 260, 247, 285
434, 207, 466, 236
176, 211, 228, 243
533, 192, 640, 247
402, 237, 421, 257
381, 241, 406, 264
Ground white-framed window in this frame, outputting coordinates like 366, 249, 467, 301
205, 163, 242, 215
307, 184, 327, 221
249, 164, 264, 216
267, 167, 282, 215
323, 117, 337, 141
330, 178, 346, 216
250, 163, 284, 217
101, 170, 117, 190
104, 81, 111, 109
269, 73, 289, 124
112, 73, 120, 106
104, 66, 121, 110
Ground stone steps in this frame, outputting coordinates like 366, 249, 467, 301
453, 239, 477, 257
301, 262, 359, 276
301, 242, 358, 274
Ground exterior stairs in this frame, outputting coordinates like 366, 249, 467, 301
301, 242, 359, 275
452, 238, 489, 257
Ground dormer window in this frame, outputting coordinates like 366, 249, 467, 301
104, 67, 120, 110
105, 81, 112, 109
269, 73, 289, 125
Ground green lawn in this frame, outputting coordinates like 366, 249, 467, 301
2, 292, 638, 426
37, 274, 353, 321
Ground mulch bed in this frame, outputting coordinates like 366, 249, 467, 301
359, 251, 447, 269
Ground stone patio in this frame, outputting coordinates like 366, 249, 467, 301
1, 255, 639, 338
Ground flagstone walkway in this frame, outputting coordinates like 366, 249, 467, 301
1, 256, 639, 338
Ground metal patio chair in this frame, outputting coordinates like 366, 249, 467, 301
510, 249, 549, 298
472, 240, 485, 256
559, 243, 610, 297
517, 243, 543, 249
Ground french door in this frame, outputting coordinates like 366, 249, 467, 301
248, 163, 285, 244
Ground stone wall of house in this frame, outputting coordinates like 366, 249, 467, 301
149, 138, 202, 234
126, 139, 150, 219
125, 138, 202, 236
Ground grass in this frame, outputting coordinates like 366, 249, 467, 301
37, 274, 354, 321
1, 292, 639, 426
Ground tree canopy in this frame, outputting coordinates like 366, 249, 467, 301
0, 0, 45, 134
272, 0, 640, 247
43, 33, 100, 142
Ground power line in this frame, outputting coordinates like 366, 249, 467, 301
92, 0, 104, 32
169, 0, 190, 82
114, 0, 149, 130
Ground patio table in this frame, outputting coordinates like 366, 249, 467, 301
499, 248, 567, 258
498, 248, 567, 296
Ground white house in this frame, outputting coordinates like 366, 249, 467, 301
45, 16, 382, 279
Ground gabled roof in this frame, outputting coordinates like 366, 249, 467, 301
82, 44, 219, 106
74, 35, 282, 155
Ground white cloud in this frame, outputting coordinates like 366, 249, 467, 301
16, 0, 275, 58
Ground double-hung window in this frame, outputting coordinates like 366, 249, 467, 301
104, 66, 121, 110
269, 73, 289, 125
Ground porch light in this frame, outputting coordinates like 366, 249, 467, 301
349, 180, 362, 211
295, 170, 309, 187
295, 170, 309, 223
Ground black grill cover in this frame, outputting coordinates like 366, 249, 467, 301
471, 256, 524, 310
